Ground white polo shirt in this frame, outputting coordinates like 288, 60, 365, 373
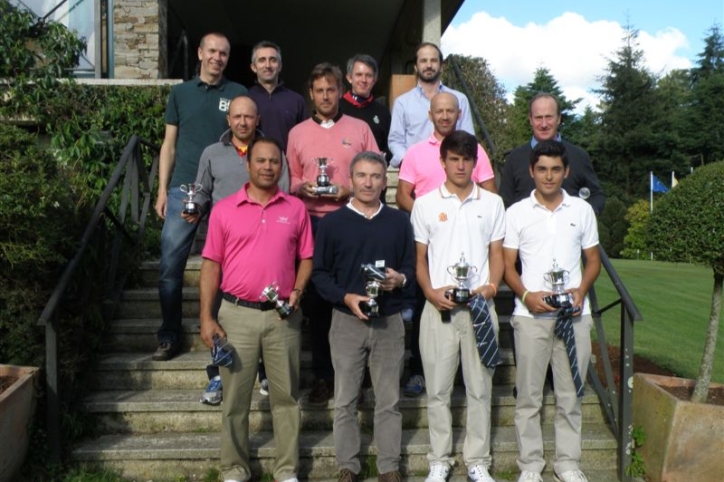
503, 190, 599, 317
411, 183, 505, 290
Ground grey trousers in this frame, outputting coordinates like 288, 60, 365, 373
510, 314, 593, 475
419, 301, 498, 468
329, 309, 405, 474
218, 301, 302, 482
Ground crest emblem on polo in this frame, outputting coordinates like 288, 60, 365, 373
446, 252, 477, 304
260, 282, 294, 319
179, 182, 203, 215
312, 157, 338, 195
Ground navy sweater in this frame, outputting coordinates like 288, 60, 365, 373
312, 205, 415, 316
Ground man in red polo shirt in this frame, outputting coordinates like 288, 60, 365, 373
199, 136, 313, 482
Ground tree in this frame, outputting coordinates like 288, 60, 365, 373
685, 25, 724, 165
443, 54, 514, 163
507, 67, 581, 147
621, 199, 650, 259
647, 161, 724, 403
596, 26, 657, 195
597, 197, 628, 258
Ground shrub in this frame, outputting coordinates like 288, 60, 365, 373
647, 161, 724, 402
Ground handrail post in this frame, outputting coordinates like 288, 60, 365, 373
618, 307, 635, 481
46, 318, 61, 464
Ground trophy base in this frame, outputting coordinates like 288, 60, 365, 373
544, 293, 574, 308
314, 185, 338, 195
183, 202, 199, 215
360, 300, 380, 318
446, 288, 471, 304
276, 304, 294, 319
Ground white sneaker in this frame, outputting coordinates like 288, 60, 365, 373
554, 470, 589, 482
468, 464, 496, 482
277, 478, 299, 482
517, 471, 543, 482
425, 462, 450, 482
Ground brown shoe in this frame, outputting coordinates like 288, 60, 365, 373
308, 378, 334, 406
378, 470, 402, 482
152, 341, 179, 361
338, 469, 358, 482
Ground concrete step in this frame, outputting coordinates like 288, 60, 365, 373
71, 425, 617, 481
102, 316, 515, 352
80, 385, 608, 435
89, 350, 519, 391
137, 256, 203, 288
116, 288, 201, 319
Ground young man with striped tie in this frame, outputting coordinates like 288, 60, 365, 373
503, 140, 601, 482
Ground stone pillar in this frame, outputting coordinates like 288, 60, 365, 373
114, 0, 167, 79
422, 0, 441, 45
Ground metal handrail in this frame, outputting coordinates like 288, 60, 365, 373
37, 135, 159, 463
587, 246, 643, 482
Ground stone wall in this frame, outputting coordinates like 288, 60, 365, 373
114, 0, 167, 79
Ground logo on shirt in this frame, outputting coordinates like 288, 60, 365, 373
438, 212, 448, 222
219, 97, 231, 112
341, 137, 352, 147
277, 216, 290, 225
373, 115, 380, 124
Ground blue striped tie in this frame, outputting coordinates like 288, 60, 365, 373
554, 311, 584, 398
467, 295, 501, 368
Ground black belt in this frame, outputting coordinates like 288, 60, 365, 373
222, 293, 276, 311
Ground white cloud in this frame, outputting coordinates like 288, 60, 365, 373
442, 11, 692, 113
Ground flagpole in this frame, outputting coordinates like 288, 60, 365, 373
650, 171, 653, 213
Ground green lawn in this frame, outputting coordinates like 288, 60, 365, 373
592, 259, 724, 383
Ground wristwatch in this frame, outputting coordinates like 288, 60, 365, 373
399, 274, 407, 288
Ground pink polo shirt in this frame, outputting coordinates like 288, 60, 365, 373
202, 184, 314, 301
398, 133, 495, 197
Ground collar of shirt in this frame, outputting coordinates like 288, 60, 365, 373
426, 132, 442, 146
438, 182, 480, 202
529, 188, 572, 211
312, 111, 343, 128
414, 81, 445, 97
233, 143, 248, 157
196, 76, 227, 90
343, 90, 375, 108
235, 182, 285, 206
530, 133, 562, 147
346, 200, 383, 219
252, 80, 286, 95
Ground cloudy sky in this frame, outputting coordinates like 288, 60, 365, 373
442, 0, 723, 113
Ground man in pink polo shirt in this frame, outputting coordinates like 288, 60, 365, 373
287, 62, 379, 406
199, 136, 313, 482
395, 92, 496, 398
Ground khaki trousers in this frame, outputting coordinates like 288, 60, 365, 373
419, 300, 498, 468
218, 300, 302, 482
510, 314, 593, 474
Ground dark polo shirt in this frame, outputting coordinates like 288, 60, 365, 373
165, 77, 247, 187
248, 82, 308, 151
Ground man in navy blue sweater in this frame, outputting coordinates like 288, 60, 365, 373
312, 151, 415, 482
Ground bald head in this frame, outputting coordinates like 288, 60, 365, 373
429, 92, 460, 138
227, 96, 260, 144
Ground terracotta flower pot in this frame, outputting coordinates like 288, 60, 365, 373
0, 365, 39, 482
633, 373, 724, 482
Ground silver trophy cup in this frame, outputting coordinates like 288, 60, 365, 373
260, 282, 294, 319
446, 252, 477, 304
313, 157, 338, 195
543, 259, 573, 307
180, 183, 203, 215
360, 264, 386, 317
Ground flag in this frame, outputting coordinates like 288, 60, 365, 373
671, 172, 679, 188
651, 174, 669, 193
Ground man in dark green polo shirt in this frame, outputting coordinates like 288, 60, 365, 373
154, 32, 247, 361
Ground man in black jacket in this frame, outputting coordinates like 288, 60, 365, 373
500, 93, 605, 215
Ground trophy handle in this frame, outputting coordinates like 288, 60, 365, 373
447, 266, 456, 276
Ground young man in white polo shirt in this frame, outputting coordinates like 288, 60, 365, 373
503, 140, 601, 482
411, 130, 505, 482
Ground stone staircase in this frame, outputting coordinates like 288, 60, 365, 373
71, 255, 620, 481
